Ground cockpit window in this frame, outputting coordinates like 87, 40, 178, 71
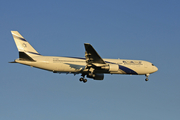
152, 64, 155, 66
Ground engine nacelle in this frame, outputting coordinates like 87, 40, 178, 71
101, 64, 119, 72
109, 64, 119, 71
87, 73, 104, 80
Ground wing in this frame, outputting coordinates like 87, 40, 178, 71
84, 43, 106, 65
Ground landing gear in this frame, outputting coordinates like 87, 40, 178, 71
79, 78, 87, 83
79, 74, 87, 83
145, 74, 149, 81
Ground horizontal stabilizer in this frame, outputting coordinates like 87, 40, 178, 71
9, 61, 17, 63
19, 52, 35, 61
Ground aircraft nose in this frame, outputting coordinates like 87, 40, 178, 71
154, 66, 158, 72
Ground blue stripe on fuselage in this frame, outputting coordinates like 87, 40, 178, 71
118, 65, 138, 75
105, 61, 138, 75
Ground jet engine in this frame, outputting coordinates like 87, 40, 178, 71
87, 73, 104, 80
101, 64, 119, 72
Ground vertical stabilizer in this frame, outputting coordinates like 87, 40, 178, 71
11, 31, 41, 58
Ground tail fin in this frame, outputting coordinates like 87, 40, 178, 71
11, 31, 41, 61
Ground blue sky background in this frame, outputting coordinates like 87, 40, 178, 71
1, 0, 180, 120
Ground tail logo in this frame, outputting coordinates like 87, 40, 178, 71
22, 43, 27, 48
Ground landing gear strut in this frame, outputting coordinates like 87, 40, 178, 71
145, 74, 150, 81
79, 74, 87, 83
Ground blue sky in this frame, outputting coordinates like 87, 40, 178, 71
1, 0, 180, 120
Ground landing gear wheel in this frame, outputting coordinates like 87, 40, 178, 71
83, 79, 87, 83
145, 74, 150, 81
79, 78, 84, 82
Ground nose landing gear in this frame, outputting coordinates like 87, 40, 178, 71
145, 74, 150, 81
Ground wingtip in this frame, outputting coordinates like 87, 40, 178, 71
84, 43, 92, 47
84, 43, 90, 45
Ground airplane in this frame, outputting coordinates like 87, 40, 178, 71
10, 31, 158, 83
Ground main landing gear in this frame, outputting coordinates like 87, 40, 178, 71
79, 78, 87, 83
145, 74, 150, 81
79, 74, 87, 83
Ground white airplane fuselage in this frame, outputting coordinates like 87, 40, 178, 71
15, 56, 158, 75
